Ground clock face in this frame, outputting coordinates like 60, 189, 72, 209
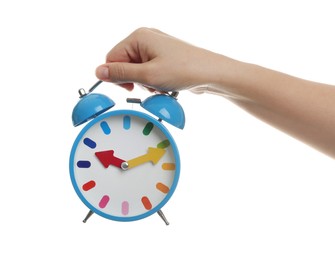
69, 110, 180, 222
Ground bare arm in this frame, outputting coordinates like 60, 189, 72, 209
96, 27, 335, 158
211, 60, 335, 158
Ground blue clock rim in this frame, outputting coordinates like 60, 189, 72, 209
69, 109, 181, 222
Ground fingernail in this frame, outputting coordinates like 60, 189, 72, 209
96, 66, 109, 79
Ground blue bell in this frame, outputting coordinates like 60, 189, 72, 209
141, 93, 185, 129
72, 88, 115, 127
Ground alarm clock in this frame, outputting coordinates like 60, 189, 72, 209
69, 81, 185, 225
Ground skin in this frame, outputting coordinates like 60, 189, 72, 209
96, 27, 335, 159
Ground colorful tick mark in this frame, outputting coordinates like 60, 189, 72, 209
156, 182, 170, 194
82, 180, 96, 191
162, 163, 175, 170
157, 139, 170, 149
99, 195, 110, 208
123, 116, 131, 130
143, 122, 154, 136
122, 201, 129, 215
77, 160, 91, 168
100, 121, 111, 135
83, 138, 96, 149
141, 196, 152, 210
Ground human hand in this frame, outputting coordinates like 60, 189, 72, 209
97, 29, 335, 160
95, 27, 221, 94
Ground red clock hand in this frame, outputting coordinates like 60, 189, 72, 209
95, 150, 126, 168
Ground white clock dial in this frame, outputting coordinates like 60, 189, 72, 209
70, 110, 180, 221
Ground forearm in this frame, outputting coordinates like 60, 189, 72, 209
207, 55, 335, 158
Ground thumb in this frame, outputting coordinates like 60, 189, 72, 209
95, 62, 144, 83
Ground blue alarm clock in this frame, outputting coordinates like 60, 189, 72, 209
69, 81, 185, 225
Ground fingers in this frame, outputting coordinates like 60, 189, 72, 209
96, 28, 158, 87
96, 62, 145, 84
96, 63, 161, 92
95, 27, 194, 93
105, 27, 156, 64
118, 83, 135, 91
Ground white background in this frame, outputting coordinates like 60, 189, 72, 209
1, 0, 335, 259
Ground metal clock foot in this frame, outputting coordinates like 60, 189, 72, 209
157, 209, 169, 225
83, 210, 94, 223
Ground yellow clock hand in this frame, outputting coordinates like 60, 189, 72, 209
122, 147, 166, 170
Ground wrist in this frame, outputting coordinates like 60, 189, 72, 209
198, 51, 245, 97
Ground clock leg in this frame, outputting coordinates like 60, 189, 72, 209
83, 210, 94, 223
157, 209, 169, 225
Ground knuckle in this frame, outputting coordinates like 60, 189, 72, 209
134, 27, 150, 35
111, 63, 126, 82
